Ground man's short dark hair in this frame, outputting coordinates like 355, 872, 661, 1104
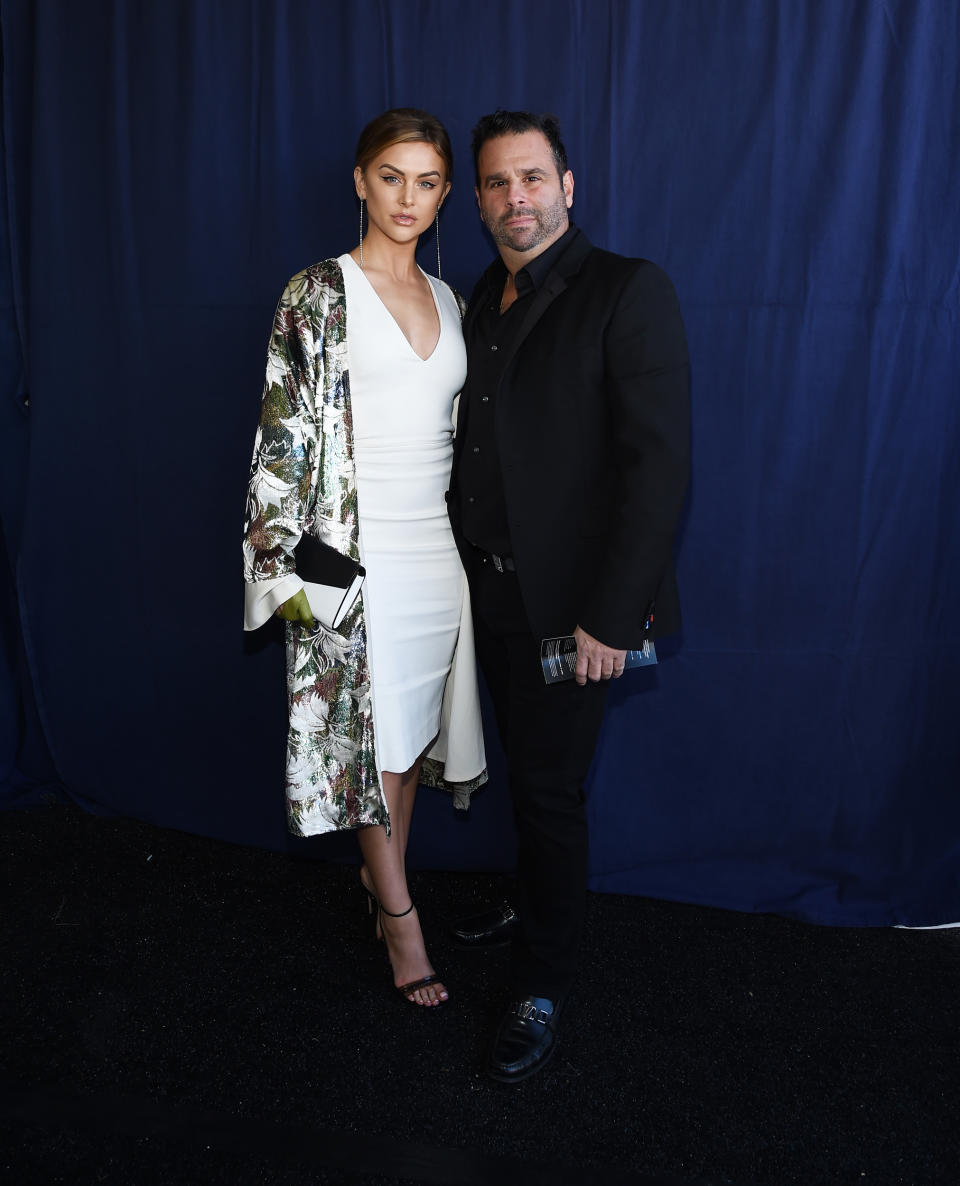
471, 110, 569, 186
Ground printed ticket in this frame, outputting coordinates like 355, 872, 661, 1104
540, 635, 658, 684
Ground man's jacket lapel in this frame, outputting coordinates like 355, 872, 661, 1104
456, 231, 593, 447
495, 231, 593, 377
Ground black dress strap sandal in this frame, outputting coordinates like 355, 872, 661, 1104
450, 901, 519, 948
380, 901, 415, 918
487, 995, 563, 1083
396, 973, 444, 998
379, 902, 448, 1007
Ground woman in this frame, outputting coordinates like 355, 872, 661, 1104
243, 109, 486, 1007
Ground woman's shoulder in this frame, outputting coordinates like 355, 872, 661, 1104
277, 258, 348, 316
286, 257, 346, 294
427, 273, 467, 318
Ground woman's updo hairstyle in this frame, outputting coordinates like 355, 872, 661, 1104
354, 108, 454, 182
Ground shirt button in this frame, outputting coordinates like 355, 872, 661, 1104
490, 344, 498, 352
473, 446, 480, 453
468, 496, 475, 503
481, 396, 489, 403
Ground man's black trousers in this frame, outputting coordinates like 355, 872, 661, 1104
469, 555, 610, 1000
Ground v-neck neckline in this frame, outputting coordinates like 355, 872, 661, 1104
343, 254, 442, 363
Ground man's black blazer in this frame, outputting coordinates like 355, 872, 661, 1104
449, 230, 691, 651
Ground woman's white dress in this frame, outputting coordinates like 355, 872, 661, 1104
339, 253, 467, 775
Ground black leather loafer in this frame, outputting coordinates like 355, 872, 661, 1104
449, 901, 519, 948
487, 995, 563, 1083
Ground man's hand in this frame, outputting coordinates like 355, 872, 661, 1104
275, 588, 314, 625
573, 626, 627, 686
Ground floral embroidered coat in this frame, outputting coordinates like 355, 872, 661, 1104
243, 259, 486, 836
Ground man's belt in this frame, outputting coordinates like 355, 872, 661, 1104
473, 546, 516, 573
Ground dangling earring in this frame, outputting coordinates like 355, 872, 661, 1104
359, 198, 365, 268
435, 205, 442, 280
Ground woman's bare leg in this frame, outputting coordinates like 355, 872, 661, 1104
393, 757, 422, 880
358, 758, 447, 1006
359, 758, 421, 931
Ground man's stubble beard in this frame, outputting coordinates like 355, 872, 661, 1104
487, 190, 569, 253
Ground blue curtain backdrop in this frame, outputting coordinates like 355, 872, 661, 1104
1, 0, 958, 925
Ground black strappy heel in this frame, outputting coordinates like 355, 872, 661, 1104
360, 867, 382, 940
378, 900, 448, 1006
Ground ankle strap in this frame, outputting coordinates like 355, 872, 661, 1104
379, 901, 414, 918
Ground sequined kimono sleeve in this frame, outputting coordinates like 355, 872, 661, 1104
242, 262, 388, 836
242, 279, 320, 628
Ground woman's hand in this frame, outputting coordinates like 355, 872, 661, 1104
275, 589, 314, 625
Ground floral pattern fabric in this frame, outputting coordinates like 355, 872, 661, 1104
243, 259, 484, 836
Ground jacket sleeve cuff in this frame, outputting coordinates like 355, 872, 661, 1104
244, 573, 304, 631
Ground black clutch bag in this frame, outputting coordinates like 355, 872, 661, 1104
293, 534, 366, 630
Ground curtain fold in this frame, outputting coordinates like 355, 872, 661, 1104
1, 0, 957, 923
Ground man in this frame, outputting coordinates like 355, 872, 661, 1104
448, 111, 690, 1082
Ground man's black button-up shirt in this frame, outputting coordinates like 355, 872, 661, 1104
458, 226, 581, 557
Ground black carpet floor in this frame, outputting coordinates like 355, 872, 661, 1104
1, 801, 958, 1186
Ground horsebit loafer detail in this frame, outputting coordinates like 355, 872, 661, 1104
487, 995, 563, 1083
450, 901, 519, 948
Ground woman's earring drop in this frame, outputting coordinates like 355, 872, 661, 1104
359, 198, 365, 268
